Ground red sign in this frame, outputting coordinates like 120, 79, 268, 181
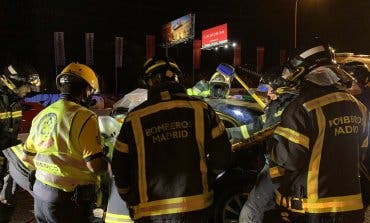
201, 23, 228, 48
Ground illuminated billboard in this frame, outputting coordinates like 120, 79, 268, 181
161, 13, 195, 47
201, 23, 228, 49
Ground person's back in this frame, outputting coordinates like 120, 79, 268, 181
274, 82, 367, 221
270, 38, 368, 223
22, 62, 108, 223
112, 57, 232, 223
29, 99, 100, 190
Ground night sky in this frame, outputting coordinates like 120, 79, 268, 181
1, 0, 369, 95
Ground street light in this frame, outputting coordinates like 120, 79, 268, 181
294, 0, 302, 48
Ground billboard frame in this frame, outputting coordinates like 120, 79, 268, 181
161, 13, 195, 48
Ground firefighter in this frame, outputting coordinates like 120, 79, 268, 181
341, 61, 370, 207
187, 63, 235, 98
111, 56, 232, 223
22, 62, 108, 223
226, 68, 298, 223
0, 63, 40, 221
269, 38, 369, 222
226, 69, 297, 142
341, 60, 370, 107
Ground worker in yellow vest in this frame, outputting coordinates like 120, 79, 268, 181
22, 62, 108, 223
187, 63, 235, 99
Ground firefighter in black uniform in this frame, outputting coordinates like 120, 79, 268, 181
0, 64, 40, 222
232, 71, 298, 223
111, 56, 232, 223
341, 61, 370, 206
270, 38, 369, 223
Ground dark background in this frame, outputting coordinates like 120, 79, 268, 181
1, 0, 369, 95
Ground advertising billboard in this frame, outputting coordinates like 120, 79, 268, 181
201, 23, 228, 49
161, 13, 195, 47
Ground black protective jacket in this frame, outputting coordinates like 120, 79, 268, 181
0, 90, 22, 151
112, 82, 232, 222
0, 89, 22, 187
270, 83, 369, 214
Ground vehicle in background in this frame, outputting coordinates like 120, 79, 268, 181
335, 52, 370, 67
19, 102, 44, 134
205, 98, 264, 223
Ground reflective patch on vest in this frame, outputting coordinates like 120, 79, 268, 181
34, 159, 62, 176
36, 113, 57, 148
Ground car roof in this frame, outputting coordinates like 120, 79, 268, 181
335, 52, 370, 67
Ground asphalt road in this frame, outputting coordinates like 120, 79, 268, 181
7, 189, 370, 223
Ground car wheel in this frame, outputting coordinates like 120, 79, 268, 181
214, 183, 253, 223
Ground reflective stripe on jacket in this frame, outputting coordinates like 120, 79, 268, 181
27, 100, 98, 192
271, 85, 369, 214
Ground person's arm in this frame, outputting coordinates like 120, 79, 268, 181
111, 120, 131, 197
226, 100, 286, 141
205, 106, 233, 172
269, 103, 310, 171
226, 116, 264, 141
21, 134, 37, 168
359, 109, 369, 178
79, 115, 108, 174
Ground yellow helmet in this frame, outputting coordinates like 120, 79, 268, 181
57, 62, 100, 93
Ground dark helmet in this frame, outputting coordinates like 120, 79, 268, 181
143, 56, 182, 86
258, 66, 299, 95
259, 66, 287, 90
340, 61, 369, 88
1, 64, 41, 97
284, 37, 336, 83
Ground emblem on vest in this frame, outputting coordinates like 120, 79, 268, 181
36, 113, 57, 148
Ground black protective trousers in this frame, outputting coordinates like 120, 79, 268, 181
34, 196, 93, 223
